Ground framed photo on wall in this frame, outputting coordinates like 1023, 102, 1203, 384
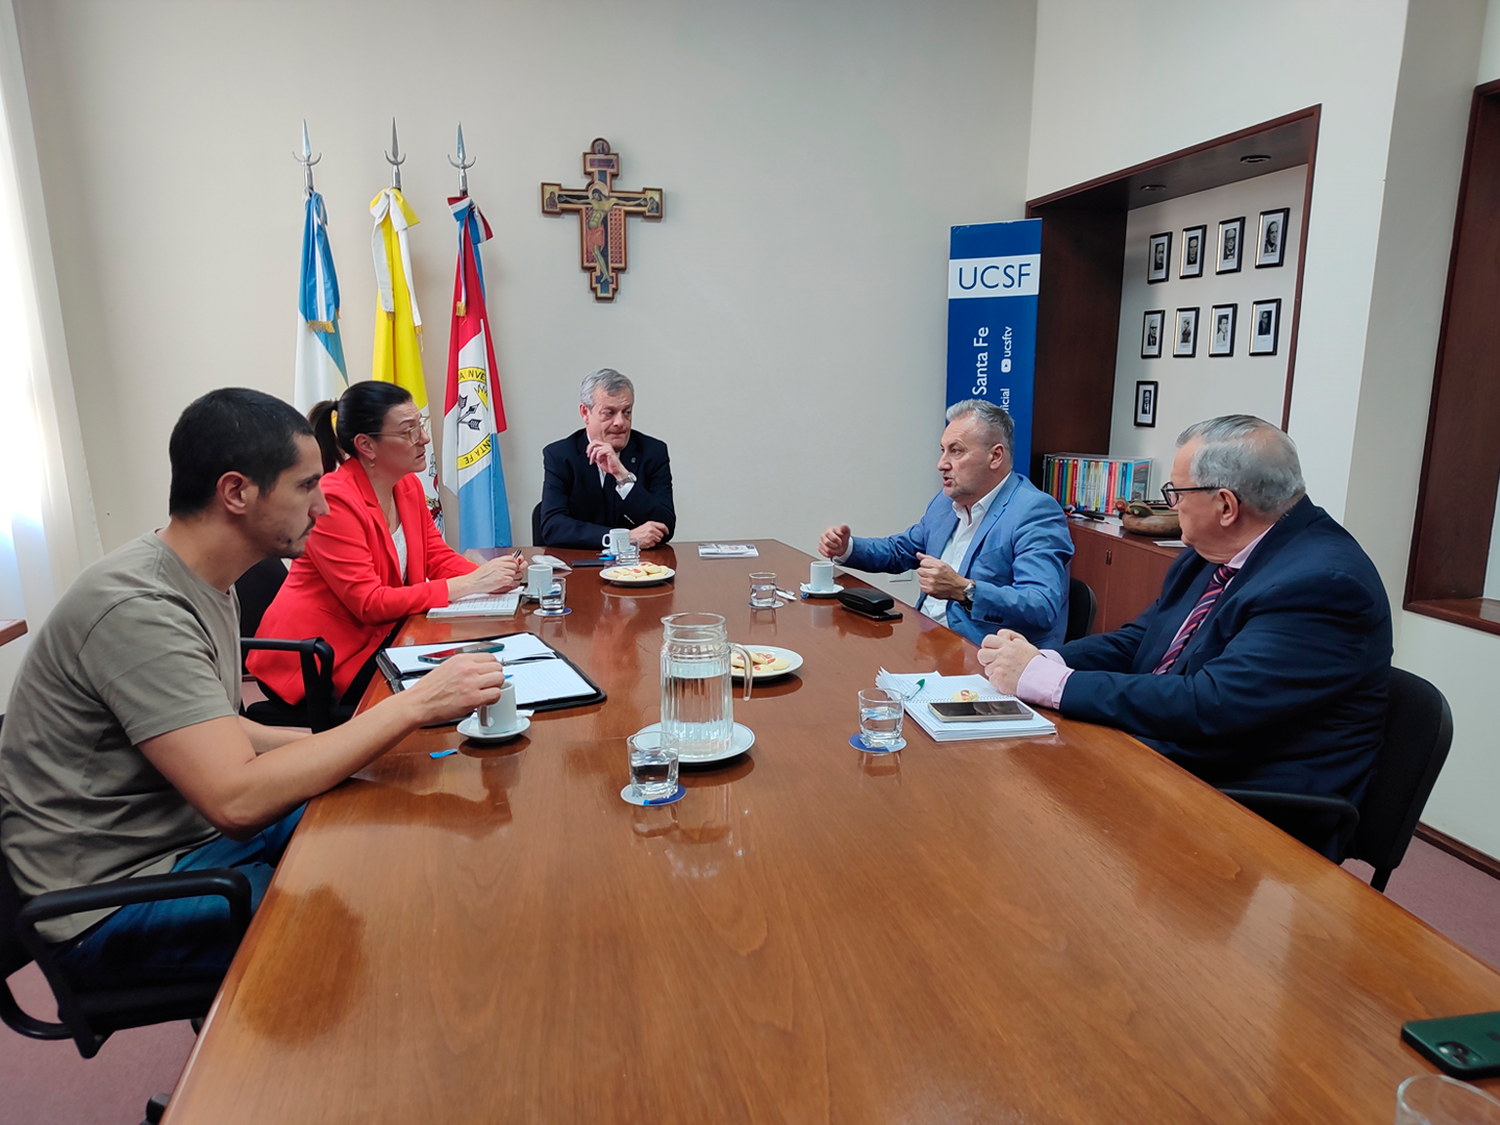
1180, 225, 1206, 278
1134, 381, 1159, 428
1147, 231, 1172, 283
1249, 298, 1282, 355
1141, 309, 1165, 358
1208, 303, 1237, 357
1256, 208, 1290, 268
1173, 307, 1199, 357
1217, 216, 1245, 274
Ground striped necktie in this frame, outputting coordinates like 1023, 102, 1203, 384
1153, 563, 1238, 675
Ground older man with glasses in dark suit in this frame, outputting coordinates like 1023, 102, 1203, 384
980, 415, 1392, 853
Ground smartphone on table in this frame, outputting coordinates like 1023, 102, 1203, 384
927, 699, 1033, 722
1401, 1010, 1500, 1078
417, 641, 506, 665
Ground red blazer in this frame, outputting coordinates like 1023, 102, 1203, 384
247, 460, 473, 704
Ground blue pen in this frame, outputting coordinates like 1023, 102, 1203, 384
430, 749, 458, 759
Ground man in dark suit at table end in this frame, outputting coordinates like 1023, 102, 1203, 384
980, 414, 1391, 852
539, 368, 675, 549
819, 398, 1073, 647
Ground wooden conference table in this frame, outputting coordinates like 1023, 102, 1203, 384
165, 541, 1500, 1124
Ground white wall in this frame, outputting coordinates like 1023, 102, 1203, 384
13, 0, 1037, 562
1110, 167, 1304, 475
1028, 0, 1409, 524
1381, 0, 1500, 860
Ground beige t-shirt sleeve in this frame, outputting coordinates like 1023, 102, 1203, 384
77, 593, 237, 745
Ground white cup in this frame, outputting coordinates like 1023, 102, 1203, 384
809, 559, 838, 592
476, 682, 518, 735
603, 527, 631, 556
527, 563, 553, 598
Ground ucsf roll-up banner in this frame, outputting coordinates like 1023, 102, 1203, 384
946, 218, 1041, 476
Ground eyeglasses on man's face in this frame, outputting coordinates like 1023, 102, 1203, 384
1160, 482, 1237, 509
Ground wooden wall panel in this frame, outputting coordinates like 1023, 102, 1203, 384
1027, 208, 1126, 479
1408, 86, 1500, 604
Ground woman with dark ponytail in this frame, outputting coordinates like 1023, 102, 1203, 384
248, 381, 524, 710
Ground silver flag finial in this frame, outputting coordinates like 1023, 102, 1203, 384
294, 118, 321, 197
385, 117, 405, 190
447, 122, 475, 196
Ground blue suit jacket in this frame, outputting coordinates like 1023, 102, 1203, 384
844, 474, 1072, 647
1056, 496, 1391, 802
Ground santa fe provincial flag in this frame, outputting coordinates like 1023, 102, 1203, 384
442, 194, 512, 549
370, 187, 441, 520
293, 190, 348, 411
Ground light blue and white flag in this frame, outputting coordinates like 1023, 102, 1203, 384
294, 189, 348, 411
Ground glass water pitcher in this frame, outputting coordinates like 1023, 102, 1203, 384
660, 613, 753, 760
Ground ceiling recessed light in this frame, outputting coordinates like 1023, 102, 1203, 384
1240, 153, 1272, 164
1140, 183, 1166, 192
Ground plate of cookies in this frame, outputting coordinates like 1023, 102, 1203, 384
730, 645, 803, 680
599, 562, 676, 586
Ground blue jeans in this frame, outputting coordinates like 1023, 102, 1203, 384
53, 805, 305, 989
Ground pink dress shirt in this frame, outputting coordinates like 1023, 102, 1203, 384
1013, 527, 1272, 708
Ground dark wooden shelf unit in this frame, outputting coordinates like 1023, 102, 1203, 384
1068, 520, 1182, 634
1406, 78, 1500, 637
1024, 107, 1320, 482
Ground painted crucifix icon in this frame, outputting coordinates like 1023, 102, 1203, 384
541, 138, 663, 300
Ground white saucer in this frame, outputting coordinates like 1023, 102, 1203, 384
800, 582, 843, 598
457, 715, 531, 743
633, 721, 755, 765
730, 645, 803, 681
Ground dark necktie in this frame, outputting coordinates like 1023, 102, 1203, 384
1153, 563, 1238, 675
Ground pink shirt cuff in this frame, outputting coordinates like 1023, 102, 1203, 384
1014, 649, 1072, 709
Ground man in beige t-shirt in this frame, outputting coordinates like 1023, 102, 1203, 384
0, 388, 505, 987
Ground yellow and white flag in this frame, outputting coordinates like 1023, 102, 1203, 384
370, 186, 440, 520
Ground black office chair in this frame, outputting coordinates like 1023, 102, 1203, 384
531, 502, 543, 547
1220, 668, 1454, 892
0, 857, 251, 1060
1065, 577, 1097, 642
234, 557, 346, 732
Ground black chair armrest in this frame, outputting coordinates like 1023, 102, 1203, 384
240, 636, 335, 732
6, 869, 251, 1055
1218, 788, 1360, 860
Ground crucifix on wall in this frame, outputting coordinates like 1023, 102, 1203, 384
541, 138, 663, 300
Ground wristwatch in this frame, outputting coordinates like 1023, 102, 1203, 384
960, 580, 976, 609
618, 471, 637, 486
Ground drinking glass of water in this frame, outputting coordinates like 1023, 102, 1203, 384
616, 539, 641, 566
535, 576, 569, 616
627, 730, 679, 802
749, 572, 783, 608
858, 688, 904, 749
1395, 1075, 1500, 1125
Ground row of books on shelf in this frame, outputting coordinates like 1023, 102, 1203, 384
1041, 454, 1152, 516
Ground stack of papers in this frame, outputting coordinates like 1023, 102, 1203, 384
875, 670, 1057, 743
427, 591, 521, 619
697, 543, 759, 558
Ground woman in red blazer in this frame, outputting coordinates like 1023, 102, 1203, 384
248, 382, 523, 707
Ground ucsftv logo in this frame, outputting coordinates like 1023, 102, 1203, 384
948, 254, 1040, 299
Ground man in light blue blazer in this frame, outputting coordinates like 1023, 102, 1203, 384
819, 399, 1073, 647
